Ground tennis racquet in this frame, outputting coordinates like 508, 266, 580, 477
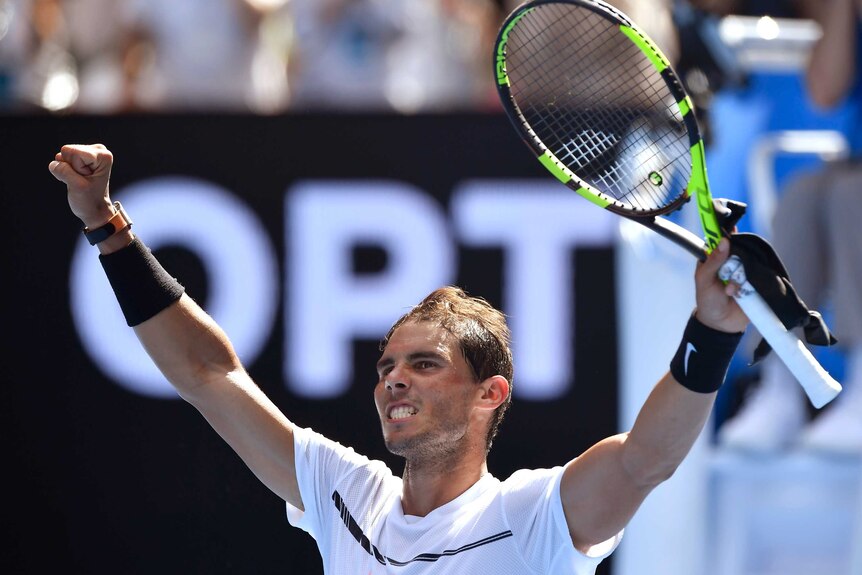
493, 0, 842, 407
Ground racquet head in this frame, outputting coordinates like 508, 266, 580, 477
495, 0, 715, 226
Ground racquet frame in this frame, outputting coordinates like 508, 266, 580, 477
494, 0, 842, 407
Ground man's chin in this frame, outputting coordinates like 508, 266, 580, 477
383, 438, 411, 457
383, 433, 424, 458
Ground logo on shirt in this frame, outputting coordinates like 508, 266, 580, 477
332, 490, 514, 567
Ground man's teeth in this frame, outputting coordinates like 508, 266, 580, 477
390, 406, 418, 420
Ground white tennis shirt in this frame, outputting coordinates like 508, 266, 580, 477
287, 426, 622, 574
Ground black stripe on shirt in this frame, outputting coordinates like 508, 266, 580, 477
332, 490, 514, 567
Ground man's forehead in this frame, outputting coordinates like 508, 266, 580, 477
378, 321, 454, 360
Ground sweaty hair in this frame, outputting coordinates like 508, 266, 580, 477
380, 286, 514, 452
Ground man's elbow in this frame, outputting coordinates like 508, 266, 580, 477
806, 76, 851, 111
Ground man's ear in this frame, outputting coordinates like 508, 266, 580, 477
477, 375, 510, 411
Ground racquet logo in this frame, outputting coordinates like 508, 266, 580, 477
495, 9, 533, 86
696, 190, 721, 250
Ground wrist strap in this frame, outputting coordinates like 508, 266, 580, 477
84, 201, 132, 245
99, 238, 185, 326
670, 314, 743, 394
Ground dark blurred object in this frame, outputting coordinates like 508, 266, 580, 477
672, 1, 748, 145
682, 0, 803, 18
672, 0, 812, 145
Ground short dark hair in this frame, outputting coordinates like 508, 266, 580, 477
380, 286, 513, 452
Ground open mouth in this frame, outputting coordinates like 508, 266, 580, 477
388, 405, 418, 420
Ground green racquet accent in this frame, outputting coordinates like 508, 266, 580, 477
539, 152, 611, 208
575, 186, 614, 208
538, 151, 571, 184
690, 142, 722, 251
678, 96, 692, 118
619, 25, 669, 72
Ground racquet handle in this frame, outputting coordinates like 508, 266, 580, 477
718, 256, 842, 408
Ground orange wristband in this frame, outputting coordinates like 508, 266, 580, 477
83, 201, 132, 245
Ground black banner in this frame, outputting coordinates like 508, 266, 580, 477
4, 113, 617, 574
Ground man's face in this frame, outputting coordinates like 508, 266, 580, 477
374, 321, 482, 461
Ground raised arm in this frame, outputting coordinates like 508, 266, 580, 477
802, 0, 858, 109
559, 238, 747, 553
49, 144, 303, 509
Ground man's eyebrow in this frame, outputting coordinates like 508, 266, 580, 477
376, 351, 447, 373
408, 351, 447, 363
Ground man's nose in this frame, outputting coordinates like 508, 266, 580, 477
385, 366, 410, 390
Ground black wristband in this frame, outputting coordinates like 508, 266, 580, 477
669, 314, 743, 393
99, 238, 185, 327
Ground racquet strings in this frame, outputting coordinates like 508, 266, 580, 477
504, 4, 692, 213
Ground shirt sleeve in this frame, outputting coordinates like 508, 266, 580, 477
502, 467, 623, 573
286, 426, 391, 541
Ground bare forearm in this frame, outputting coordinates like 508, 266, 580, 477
806, 0, 857, 108
89, 224, 239, 396
133, 293, 242, 398
133, 284, 303, 505
622, 372, 715, 485
622, 306, 743, 483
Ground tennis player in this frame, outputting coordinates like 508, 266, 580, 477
50, 143, 748, 574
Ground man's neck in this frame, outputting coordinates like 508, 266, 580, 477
400, 454, 489, 517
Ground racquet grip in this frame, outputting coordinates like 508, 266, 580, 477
718, 256, 842, 408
